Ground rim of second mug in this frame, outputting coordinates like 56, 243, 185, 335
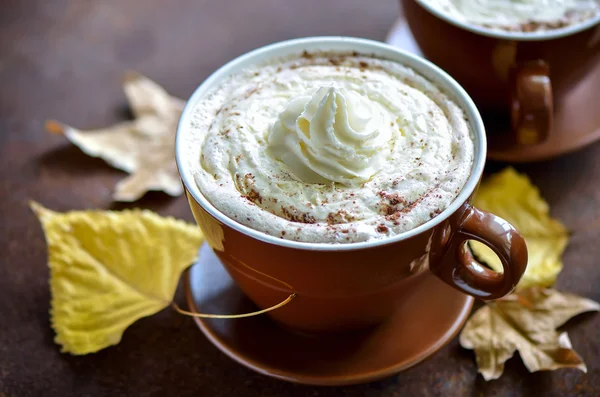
175, 36, 486, 252
413, 0, 600, 41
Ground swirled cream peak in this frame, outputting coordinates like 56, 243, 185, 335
184, 51, 474, 243
422, 0, 600, 31
267, 86, 392, 184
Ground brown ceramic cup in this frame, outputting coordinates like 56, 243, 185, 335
176, 37, 528, 334
403, 0, 600, 146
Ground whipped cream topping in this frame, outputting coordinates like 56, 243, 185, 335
421, 0, 600, 31
184, 51, 474, 243
267, 86, 392, 184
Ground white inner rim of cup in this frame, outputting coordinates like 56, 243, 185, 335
414, 0, 600, 41
176, 36, 486, 251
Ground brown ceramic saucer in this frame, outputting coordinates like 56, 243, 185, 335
184, 244, 474, 386
386, 18, 600, 163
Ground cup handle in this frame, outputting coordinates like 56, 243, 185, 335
430, 203, 528, 300
510, 60, 553, 145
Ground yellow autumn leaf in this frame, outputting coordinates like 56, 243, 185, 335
31, 202, 204, 355
459, 288, 599, 380
470, 168, 568, 289
45, 71, 186, 202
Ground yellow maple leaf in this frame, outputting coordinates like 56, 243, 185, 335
459, 288, 599, 380
470, 168, 568, 289
45, 71, 186, 202
31, 202, 204, 355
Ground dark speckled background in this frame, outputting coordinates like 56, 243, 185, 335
1, 0, 598, 396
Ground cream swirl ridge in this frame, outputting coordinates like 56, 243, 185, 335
267, 86, 392, 185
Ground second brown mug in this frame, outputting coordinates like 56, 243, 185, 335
403, 0, 600, 147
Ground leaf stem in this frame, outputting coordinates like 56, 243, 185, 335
171, 293, 296, 319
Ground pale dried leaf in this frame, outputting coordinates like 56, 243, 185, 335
470, 168, 568, 289
123, 71, 184, 119
46, 72, 185, 201
460, 288, 598, 380
503, 288, 600, 330
459, 303, 518, 380
46, 120, 139, 173
518, 331, 586, 374
31, 202, 204, 355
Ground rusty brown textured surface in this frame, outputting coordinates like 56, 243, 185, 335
0, 0, 599, 396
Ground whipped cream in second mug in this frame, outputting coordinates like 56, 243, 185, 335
186, 51, 474, 243
421, 0, 600, 31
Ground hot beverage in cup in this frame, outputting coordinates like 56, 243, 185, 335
420, 0, 600, 32
186, 51, 474, 243
177, 37, 527, 334
403, 1, 600, 147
